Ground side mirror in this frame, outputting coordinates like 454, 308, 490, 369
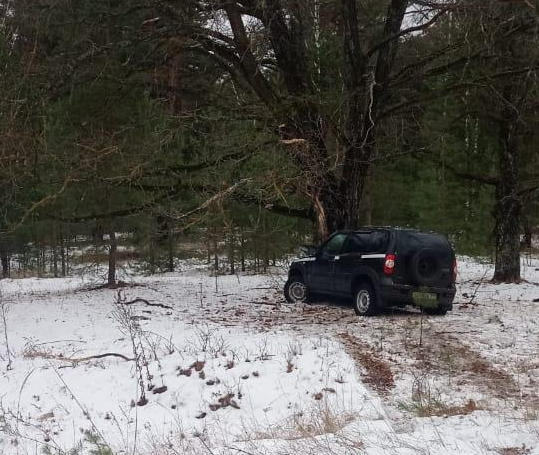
300, 245, 318, 257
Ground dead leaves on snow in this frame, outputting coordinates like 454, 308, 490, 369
339, 332, 395, 395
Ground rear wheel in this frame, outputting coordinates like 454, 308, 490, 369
353, 283, 378, 316
284, 276, 309, 304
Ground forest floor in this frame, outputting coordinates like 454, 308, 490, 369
0, 255, 538, 455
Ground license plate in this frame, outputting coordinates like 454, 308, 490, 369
413, 292, 438, 308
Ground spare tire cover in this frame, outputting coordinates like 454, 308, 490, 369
410, 248, 443, 286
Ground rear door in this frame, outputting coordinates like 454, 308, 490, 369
309, 233, 347, 294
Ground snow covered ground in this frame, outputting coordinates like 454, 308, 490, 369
0, 255, 538, 455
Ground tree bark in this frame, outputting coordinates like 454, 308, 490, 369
61, 241, 67, 277
52, 246, 59, 278
493, 91, 521, 283
240, 228, 246, 272
1, 251, 9, 279
228, 229, 235, 275
361, 166, 374, 225
521, 213, 532, 249
108, 230, 117, 286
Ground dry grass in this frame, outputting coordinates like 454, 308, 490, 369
400, 397, 480, 418
496, 446, 532, 455
413, 332, 518, 399
339, 332, 394, 394
244, 401, 357, 442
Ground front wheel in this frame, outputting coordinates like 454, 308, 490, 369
284, 276, 309, 304
353, 283, 378, 316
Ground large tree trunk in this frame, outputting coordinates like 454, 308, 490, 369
337, 0, 408, 229
220, 0, 409, 237
108, 230, 117, 286
493, 188, 521, 283
493, 95, 521, 283
339, 146, 372, 229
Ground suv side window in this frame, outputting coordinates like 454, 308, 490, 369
342, 234, 363, 253
342, 231, 389, 254
319, 233, 347, 257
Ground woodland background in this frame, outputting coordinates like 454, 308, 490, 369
0, 0, 538, 284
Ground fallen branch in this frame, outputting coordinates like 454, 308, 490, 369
118, 297, 172, 310
25, 351, 134, 363
73, 353, 134, 362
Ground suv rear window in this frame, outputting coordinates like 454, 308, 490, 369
343, 231, 389, 254
396, 231, 450, 256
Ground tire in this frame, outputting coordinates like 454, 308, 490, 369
353, 282, 378, 316
284, 276, 309, 304
423, 306, 448, 316
410, 248, 443, 286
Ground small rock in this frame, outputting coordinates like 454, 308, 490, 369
130, 315, 150, 321
191, 360, 205, 372
153, 386, 167, 394
38, 412, 54, 422
195, 412, 207, 419
218, 393, 235, 407
313, 392, 323, 400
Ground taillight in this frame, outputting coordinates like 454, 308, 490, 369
452, 258, 458, 282
384, 254, 396, 275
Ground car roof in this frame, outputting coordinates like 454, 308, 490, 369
334, 227, 442, 235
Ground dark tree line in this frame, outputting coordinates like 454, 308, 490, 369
0, 0, 537, 283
